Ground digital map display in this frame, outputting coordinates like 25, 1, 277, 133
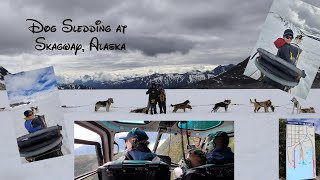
286, 121, 316, 180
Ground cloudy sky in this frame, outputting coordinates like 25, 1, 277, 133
0, 0, 319, 82
5, 66, 57, 102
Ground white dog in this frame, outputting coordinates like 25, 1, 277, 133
291, 97, 300, 114
30, 106, 39, 114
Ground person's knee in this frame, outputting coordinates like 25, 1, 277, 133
173, 167, 183, 180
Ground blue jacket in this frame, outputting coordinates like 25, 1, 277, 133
24, 120, 42, 133
206, 147, 234, 165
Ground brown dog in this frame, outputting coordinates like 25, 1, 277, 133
299, 107, 316, 113
250, 99, 275, 113
171, 100, 192, 113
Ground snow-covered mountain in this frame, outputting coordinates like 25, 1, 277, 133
191, 57, 320, 89
58, 64, 234, 89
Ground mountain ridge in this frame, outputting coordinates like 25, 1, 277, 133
58, 64, 234, 89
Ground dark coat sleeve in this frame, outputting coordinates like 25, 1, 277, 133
146, 89, 151, 94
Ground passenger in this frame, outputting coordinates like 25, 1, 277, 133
204, 131, 234, 164
23, 110, 46, 133
146, 83, 159, 115
185, 149, 206, 168
263, 29, 300, 91
120, 128, 159, 161
174, 149, 206, 180
274, 29, 299, 65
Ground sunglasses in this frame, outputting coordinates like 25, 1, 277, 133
285, 36, 293, 40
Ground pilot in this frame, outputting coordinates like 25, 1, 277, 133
23, 110, 46, 133
120, 128, 159, 161
203, 131, 234, 164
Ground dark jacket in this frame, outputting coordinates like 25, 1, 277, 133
206, 147, 234, 165
125, 146, 157, 161
277, 43, 299, 65
146, 87, 159, 103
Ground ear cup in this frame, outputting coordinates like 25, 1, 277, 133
129, 138, 137, 148
182, 159, 192, 170
131, 128, 137, 134
204, 140, 215, 153
130, 128, 139, 146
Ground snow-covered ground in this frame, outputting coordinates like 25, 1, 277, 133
0, 89, 319, 179
244, 12, 320, 99
54, 89, 320, 120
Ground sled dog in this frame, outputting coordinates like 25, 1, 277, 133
299, 107, 316, 113
171, 100, 192, 113
250, 99, 274, 113
291, 97, 300, 114
95, 98, 114, 112
30, 106, 39, 114
211, 100, 231, 113
130, 107, 148, 113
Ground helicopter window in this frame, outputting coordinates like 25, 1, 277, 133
156, 133, 198, 164
113, 130, 234, 164
156, 133, 234, 164
74, 124, 102, 179
177, 121, 222, 131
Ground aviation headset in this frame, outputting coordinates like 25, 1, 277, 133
182, 149, 206, 170
203, 131, 229, 153
203, 138, 215, 153
129, 128, 139, 148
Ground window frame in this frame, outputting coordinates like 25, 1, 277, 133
177, 121, 223, 131
74, 122, 106, 180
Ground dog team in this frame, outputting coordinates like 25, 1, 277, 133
93, 84, 316, 114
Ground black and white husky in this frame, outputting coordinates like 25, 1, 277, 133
95, 98, 114, 112
291, 97, 300, 114
211, 100, 231, 113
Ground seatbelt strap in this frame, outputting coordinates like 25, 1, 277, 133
125, 152, 134, 160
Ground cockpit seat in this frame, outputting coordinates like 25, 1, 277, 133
97, 160, 170, 180
181, 163, 234, 180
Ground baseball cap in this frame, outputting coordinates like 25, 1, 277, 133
283, 29, 294, 37
24, 110, 33, 117
120, 128, 149, 141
